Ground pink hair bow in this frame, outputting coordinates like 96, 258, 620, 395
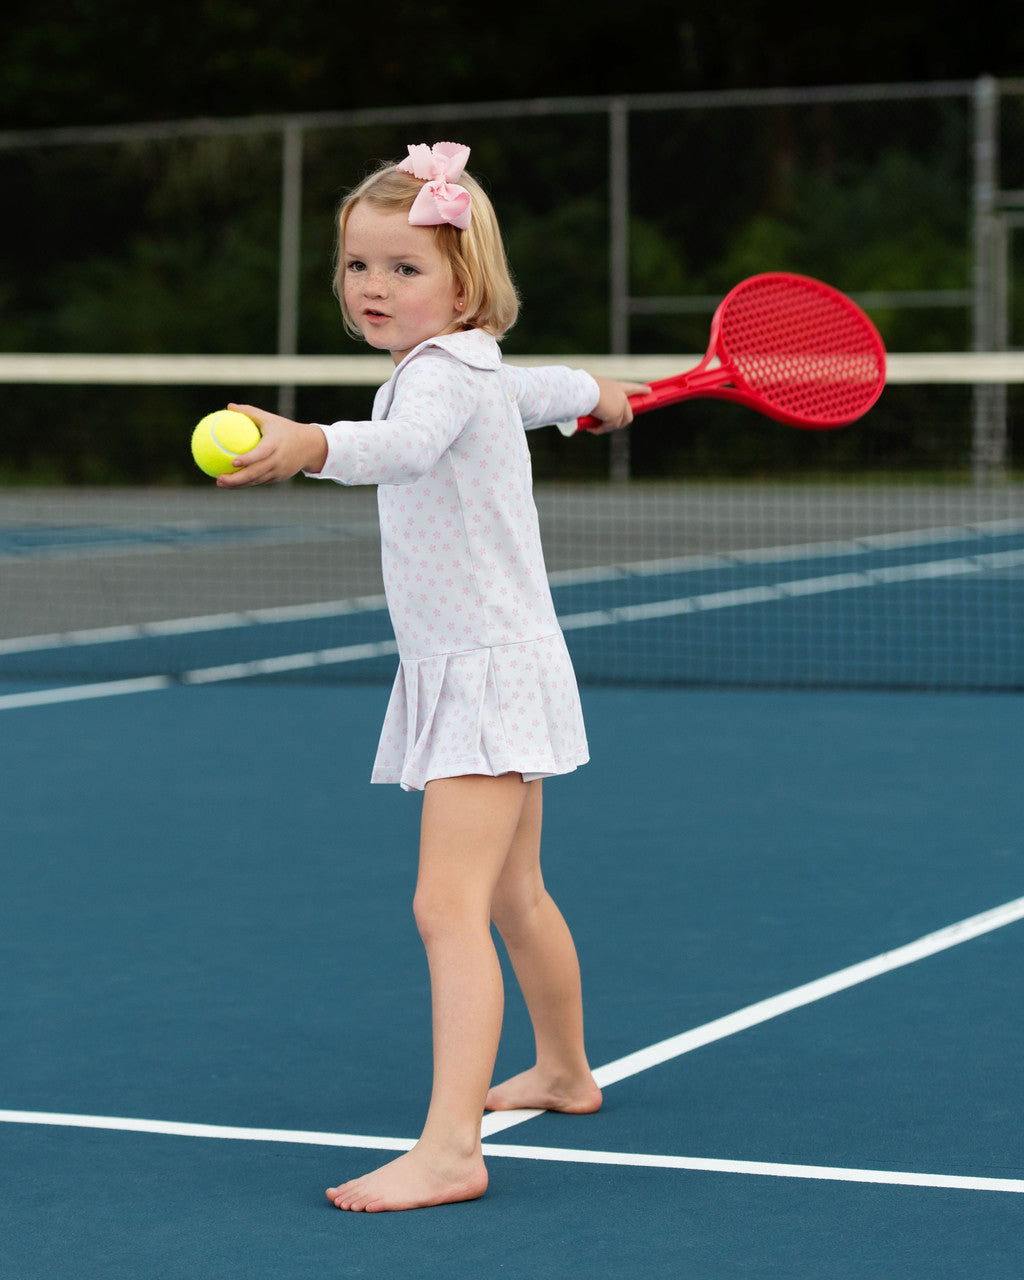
397, 142, 472, 230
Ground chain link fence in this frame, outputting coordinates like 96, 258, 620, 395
2, 78, 1023, 482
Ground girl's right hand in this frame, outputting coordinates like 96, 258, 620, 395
586, 377, 650, 434
215, 403, 329, 487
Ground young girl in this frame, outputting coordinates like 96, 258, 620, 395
218, 141, 644, 1212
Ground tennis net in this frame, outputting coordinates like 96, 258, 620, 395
2, 351, 1022, 692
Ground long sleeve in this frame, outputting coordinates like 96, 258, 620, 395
501, 364, 599, 432
310, 352, 475, 486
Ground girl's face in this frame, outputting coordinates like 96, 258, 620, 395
342, 202, 466, 364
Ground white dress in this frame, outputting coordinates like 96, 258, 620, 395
311, 329, 598, 791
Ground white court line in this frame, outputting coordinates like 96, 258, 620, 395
0, 593, 390, 656
4, 543, 1023, 711
0, 643, 398, 711
0, 1109, 1020, 1194
3, 895, 1023, 1193
179, 639, 399, 686
4, 516, 1022, 658
480, 893, 1024, 1135
556, 546, 1024, 633
0, 1110, 414, 1153
0, 675, 173, 710
481, 1143, 1024, 1194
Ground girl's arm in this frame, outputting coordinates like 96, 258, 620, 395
506, 365, 647, 435
215, 357, 472, 489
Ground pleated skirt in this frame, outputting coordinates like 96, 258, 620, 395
371, 631, 589, 791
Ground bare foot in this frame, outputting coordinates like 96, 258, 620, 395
326, 1145, 488, 1213
484, 1066, 603, 1114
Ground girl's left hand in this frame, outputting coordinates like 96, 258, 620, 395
586, 377, 651, 434
214, 403, 329, 487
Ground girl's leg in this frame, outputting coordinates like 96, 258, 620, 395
485, 781, 602, 1114
327, 772, 530, 1213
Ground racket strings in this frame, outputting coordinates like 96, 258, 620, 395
721, 279, 885, 426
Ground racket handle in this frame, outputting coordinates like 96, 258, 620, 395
574, 371, 724, 433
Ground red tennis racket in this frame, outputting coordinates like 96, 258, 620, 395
577, 272, 886, 432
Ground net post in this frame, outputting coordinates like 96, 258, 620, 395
608, 96, 631, 483
970, 75, 1007, 485
277, 122, 304, 420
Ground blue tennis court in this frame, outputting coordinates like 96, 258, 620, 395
2, 485, 1023, 1276
2, 673, 1022, 1277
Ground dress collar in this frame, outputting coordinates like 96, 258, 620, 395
393, 328, 502, 375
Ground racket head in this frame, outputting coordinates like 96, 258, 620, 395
708, 272, 886, 428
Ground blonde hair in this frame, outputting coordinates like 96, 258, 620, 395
333, 161, 520, 341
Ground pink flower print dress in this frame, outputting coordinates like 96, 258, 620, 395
310, 329, 597, 791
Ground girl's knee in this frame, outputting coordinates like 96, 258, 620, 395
413, 886, 488, 946
490, 882, 547, 941
412, 887, 444, 943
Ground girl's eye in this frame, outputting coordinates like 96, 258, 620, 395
347, 260, 366, 272
397, 265, 418, 277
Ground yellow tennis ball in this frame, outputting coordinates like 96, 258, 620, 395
191, 409, 262, 477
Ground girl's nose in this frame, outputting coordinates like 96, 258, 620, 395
363, 269, 387, 296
